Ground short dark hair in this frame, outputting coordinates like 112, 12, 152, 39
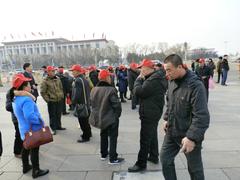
164, 54, 183, 67
23, 63, 31, 70
41, 65, 47, 69
219, 56, 223, 59
223, 54, 228, 57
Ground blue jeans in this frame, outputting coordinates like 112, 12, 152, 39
160, 134, 204, 180
221, 69, 228, 85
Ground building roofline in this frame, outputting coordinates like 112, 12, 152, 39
1, 38, 70, 45
1, 38, 108, 46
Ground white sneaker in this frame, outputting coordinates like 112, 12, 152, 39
100, 155, 108, 161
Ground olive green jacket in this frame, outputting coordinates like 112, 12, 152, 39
40, 76, 64, 102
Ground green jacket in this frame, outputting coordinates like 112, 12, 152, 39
40, 76, 64, 102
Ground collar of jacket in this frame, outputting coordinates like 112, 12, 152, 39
47, 75, 58, 80
96, 81, 112, 87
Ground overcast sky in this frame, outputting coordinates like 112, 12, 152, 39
0, 0, 239, 55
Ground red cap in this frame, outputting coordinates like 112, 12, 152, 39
58, 68, 64, 73
12, 73, 32, 89
119, 65, 125, 70
88, 65, 96, 71
98, 70, 112, 80
199, 58, 205, 63
138, 59, 154, 68
69, 65, 82, 72
47, 66, 56, 71
108, 66, 113, 71
130, 63, 138, 69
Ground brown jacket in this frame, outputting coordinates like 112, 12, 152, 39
40, 76, 64, 102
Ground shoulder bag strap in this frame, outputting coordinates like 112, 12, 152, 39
79, 77, 87, 105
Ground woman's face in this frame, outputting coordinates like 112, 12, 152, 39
24, 82, 31, 93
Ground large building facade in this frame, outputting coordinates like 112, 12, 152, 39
0, 38, 109, 69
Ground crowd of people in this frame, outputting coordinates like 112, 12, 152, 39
1, 53, 231, 179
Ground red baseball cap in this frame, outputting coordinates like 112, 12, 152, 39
46, 66, 56, 71
199, 58, 205, 63
130, 63, 138, 69
12, 73, 32, 89
108, 66, 113, 71
69, 65, 82, 72
138, 59, 154, 68
98, 70, 113, 80
119, 65, 125, 70
88, 65, 96, 71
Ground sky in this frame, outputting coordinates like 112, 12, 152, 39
0, 0, 239, 55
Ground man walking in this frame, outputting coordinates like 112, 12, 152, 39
160, 54, 210, 180
128, 59, 167, 172
40, 66, 65, 135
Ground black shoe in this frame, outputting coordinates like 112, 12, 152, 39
52, 130, 57, 135
81, 134, 92, 138
108, 157, 125, 165
147, 157, 159, 164
57, 127, 66, 130
32, 169, 49, 179
23, 165, 32, 174
121, 99, 127, 103
77, 138, 90, 143
62, 112, 70, 115
128, 164, 146, 172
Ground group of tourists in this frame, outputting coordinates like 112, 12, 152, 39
0, 54, 213, 180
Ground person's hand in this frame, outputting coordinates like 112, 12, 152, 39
163, 120, 168, 134
180, 137, 196, 154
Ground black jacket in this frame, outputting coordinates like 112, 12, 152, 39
128, 69, 139, 91
23, 71, 39, 98
5, 89, 18, 123
56, 73, 70, 95
195, 65, 212, 89
89, 70, 99, 86
89, 81, 121, 130
71, 75, 91, 109
133, 70, 167, 121
222, 59, 230, 71
164, 70, 210, 143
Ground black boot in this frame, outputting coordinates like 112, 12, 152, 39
32, 169, 49, 178
23, 164, 32, 174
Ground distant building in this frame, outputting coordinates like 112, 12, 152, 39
188, 48, 218, 59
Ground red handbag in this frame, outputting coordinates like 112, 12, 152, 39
23, 119, 53, 149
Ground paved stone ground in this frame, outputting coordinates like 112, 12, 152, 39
0, 63, 240, 180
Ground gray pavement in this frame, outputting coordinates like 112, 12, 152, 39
0, 64, 240, 180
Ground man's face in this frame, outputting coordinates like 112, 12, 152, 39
141, 66, 154, 76
224, 55, 228, 60
47, 70, 55, 77
72, 70, 80, 78
165, 62, 181, 80
26, 65, 33, 72
199, 62, 204, 67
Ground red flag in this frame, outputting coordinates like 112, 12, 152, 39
31, 32, 36, 36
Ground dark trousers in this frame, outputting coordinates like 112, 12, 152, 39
22, 146, 40, 170
0, 131, 2, 156
100, 120, 119, 161
136, 119, 159, 168
61, 95, 67, 113
13, 122, 23, 155
78, 117, 92, 140
217, 71, 222, 83
47, 101, 63, 131
160, 134, 204, 180
131, 91, 139, 109
221, 69, 228, 85
120, 93, 125, 101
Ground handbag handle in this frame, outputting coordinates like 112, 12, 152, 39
29, 117, 45, 135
